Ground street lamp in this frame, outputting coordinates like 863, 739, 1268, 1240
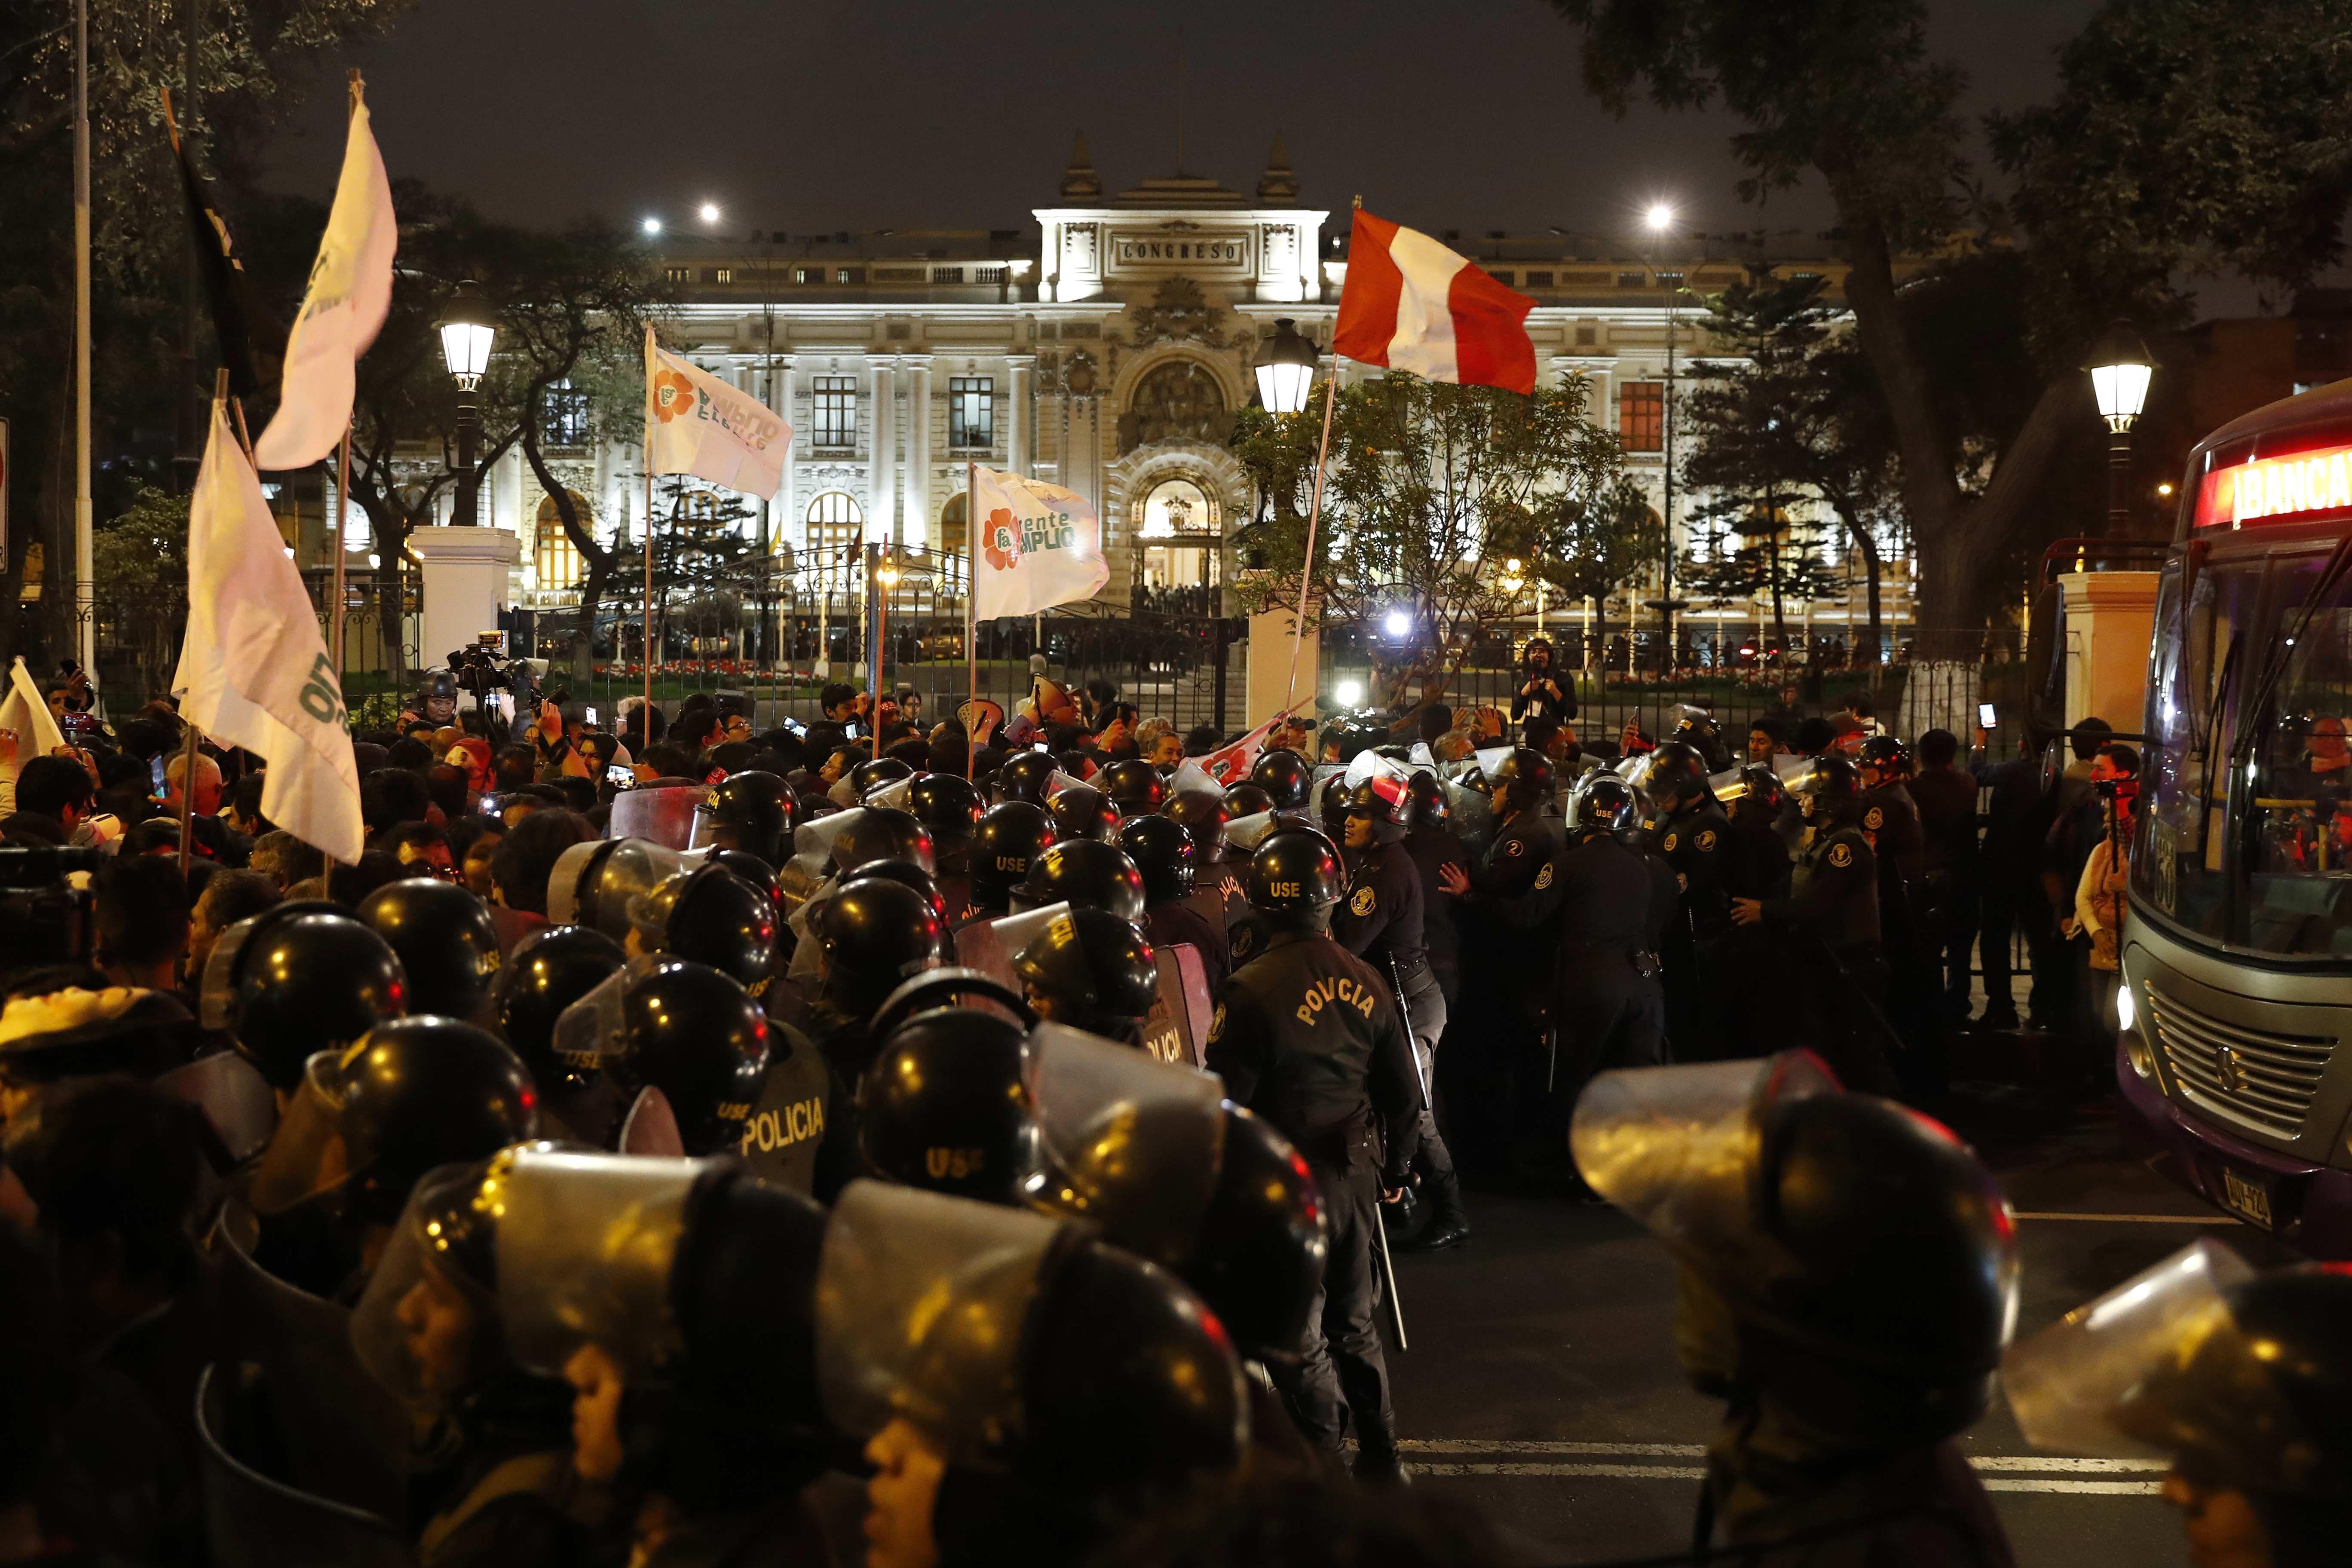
1253, 317, 1320, 415
2089, 320, 2154, 535
641, 216, 663, 236
436, 280, 498, 526
698, 201, 721, 224
1640, 200, 1684, 677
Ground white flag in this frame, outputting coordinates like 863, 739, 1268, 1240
174, 402, 364, 863
0, 657, 67, 815
646, 329, 790, 497
252, 98, 396, 470
970, 466, 1109, 621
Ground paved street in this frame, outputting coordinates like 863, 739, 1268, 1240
1385, 1078, 2301, 1567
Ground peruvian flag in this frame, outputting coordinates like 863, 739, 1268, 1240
1198, 714, 1283, 787
1333, 209, 1536, 395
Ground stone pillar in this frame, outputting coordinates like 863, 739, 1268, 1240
769, 357, 798, 552
410, 527, 522, 675
2060, 569, 2160, 732
1007, 355, 1035, 476
1245, 603, 1319, 729
867, 355, 895, 543
906, 355, 934, 549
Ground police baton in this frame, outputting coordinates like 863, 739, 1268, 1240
1387, 956, 1432, 1109
1373, 1193, 1409, 1352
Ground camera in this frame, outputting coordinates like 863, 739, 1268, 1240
0, 846, 105, 971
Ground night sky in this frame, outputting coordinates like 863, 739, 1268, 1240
261, 0, 2102, 251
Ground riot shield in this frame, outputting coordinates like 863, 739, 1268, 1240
155, 1050, 277, 1165
955, 902, 1072, 991
1136, 946, 1213, 1068
609, 785, 706, 851
196, 1363, 413, 1568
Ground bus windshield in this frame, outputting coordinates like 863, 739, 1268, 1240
2137, 544, 2352, 956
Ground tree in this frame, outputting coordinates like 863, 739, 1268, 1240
1231, 371, 1639, 720
1549, 0, 2352, 641
1527, 481, 1661, 674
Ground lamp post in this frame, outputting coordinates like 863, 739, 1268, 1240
1253, 317, 1320, 416
1643, 202, 1688, 679
2088, 321, 2153, 536
437, 280, 497, 526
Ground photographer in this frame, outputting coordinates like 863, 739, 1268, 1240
1510, 636, 1575, 734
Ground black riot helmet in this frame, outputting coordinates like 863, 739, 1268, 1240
490, 924, 627, 1090
850, 756, 916, 797
1248, 748, 1314, 811
1790, 755, 1865, 827
1344, 772, 1414, 844
1013, 907, 1159, 1039
1116, 815, 1196, 905
707, 849, 785, 917
335, 1018, 540, 1226
817, 879, 947, 1019
1013, 839, 1146, 921
1317, 774, 1352, 839
1097, 759, 1167, 818
695, 771, 800, 867
1045, 783, 1121, 844
1568, 773, 1639, 839
1857, 735, 1914, 783
857, 1007, 1035, 1204
1733, 763, 1786, 815
201, 903, 410, 1090
608, 959, 771, 1156
1161, 790, 1231, 861
355, 879, 502, 1021
628, 863, 778, 994
1039, 1097, 1325, 1360
1573, 1056, 2017, 1448
1246, 827, 1344, 924
1220, 781, 1275, 819
905, 773, 984, 843
1486, 747, 1557, 816
828, 805, 936, 878
969, 801, 1052, 910
1405, 769, 1449, 827
843, 859, 951, 929
994, 749, 1057, 805
1638, 741, 1715, 813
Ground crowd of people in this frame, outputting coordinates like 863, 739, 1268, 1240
0, 649, 2332, 1568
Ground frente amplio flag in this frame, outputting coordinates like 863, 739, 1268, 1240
646, 330, 791, 497
1334, 209, 1537, 395
253, 97, 396, 470
970, 467, 1109, 621
173, 401, 364, 864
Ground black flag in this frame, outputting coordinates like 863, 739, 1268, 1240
173, 133, 281, 402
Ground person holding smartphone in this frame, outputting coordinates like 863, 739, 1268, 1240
1510, 637, 1574, 735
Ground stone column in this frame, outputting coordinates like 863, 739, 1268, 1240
769, 357, 798, 552
2059, 570, 2161, 733
410, 528, 522, 677
1007, 355, 1035, 476
905, 355, 934, 549
867, 355, 895, 543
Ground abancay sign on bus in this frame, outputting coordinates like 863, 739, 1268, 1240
2198, 442, 2352, 528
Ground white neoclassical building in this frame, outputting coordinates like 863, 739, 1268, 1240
421, 137, 1916, 655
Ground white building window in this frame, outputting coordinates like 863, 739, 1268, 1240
805, 491, 864, 560
813, 376, 857, 448
948, 377, 994, 450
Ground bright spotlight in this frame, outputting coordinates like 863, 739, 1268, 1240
641, 217, 663, 236
698, 202, 721, 224
1334, 680, 1365, 709
1644, 201, 1674, 234
1382, 608, 1412, 639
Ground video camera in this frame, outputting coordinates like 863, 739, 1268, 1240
0, 846, 105, 970
445, 633, 542, 717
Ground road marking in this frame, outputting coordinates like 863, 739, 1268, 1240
1397, 1444, 2165, 1495
2011, 1212, 2227, 1224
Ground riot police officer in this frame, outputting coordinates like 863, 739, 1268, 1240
1639, 741, 1739, 1057
1549, 774, 1668, 1127
1167, 788, 1247, 937
624, 861, 778, 995
1402, 770, 1471, 1004
1573, 1055, 2019, 1566
994, 747, 1057, 805
1434, 747, 1560, 1175
1205, 828, 1421, 1481
489, 923, 628, 1143
857, 975, 1036, 1203
1119, 813, 1227, 990
1858, 734, 1942, 1093
804, 876, 948, 1081
1726, 762, 1793, 899
1012, 838, 1147, 921
1014, 906, 1159, 1046
2009, 1241, 2352, 1568
201, 903, 409, 1097
1331, 770, 1463, 1252
694, 769, 799, 868
1045, 782, 1121, 844
964, 800, 1051, 927
355, 879, 503, 1023
1099, 757, 1168, 818
1248, 748, 1315, 816
557, 956, 769, 1157
906, 771, 984, 919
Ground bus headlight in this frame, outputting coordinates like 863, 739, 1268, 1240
2116, 983, 2136, 1035
2118, 984, 2158, 1080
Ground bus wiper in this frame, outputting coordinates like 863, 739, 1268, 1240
2233, 532, 2352, 764
2198, 629, 2241, 836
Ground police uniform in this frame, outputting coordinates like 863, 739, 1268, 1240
1404, 819, 1473, 1001
1552, 831, 1668, 1092
1449, 808, 1562, 1172
1756, 822, 1904, 1093
1861, 780, 1942, 1093
1142, 897, 1230, 994
1330, 838, 1451, 1207
1205, 929, 1421, 1467
735, 1019, 858, 1203
1652, 797, 1736, 1054
1729, 792, 1793, 900
933, 839, 976, 926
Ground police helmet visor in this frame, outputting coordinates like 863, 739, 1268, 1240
607, 785, 705, 851
1568, 1052, 1841, 1295
494, 1147, 700, 1381
793, 807, 871, 864
1023, 1022, 1223, 1182
1022, 1024, 1225, 1265
551, 839, 692, 940
1219, 811, 1281, 856
815, 1179, 1063, 1468
865, 775, 916, 812
243, 1049, 353, 1216
1166, 757, 1225, 799
548, 954, 670, 1076
2003, 1239, 2275, 1469
351, 1158, 510, 1406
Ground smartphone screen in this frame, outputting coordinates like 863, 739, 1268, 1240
783, 717, 807, 736
585, 706, 599, 726
1978, 702, 1997, 728
606, 764, 635, 786
149, 755, 166, 793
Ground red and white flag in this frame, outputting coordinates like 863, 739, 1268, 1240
1198, 714, 1283, 787
1333, 208, 1536, 395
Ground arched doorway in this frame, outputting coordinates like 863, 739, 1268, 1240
1130, 476, 1222, 603
533, 492, 588, 592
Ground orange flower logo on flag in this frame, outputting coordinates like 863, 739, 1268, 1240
982, 508, 1021, 571
651, 366, 697, 424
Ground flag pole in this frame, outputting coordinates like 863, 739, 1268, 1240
1282, 342, 1340, 716
326, 73, 361, 694
643, 327, 655, 745
966, 461, 978, 775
